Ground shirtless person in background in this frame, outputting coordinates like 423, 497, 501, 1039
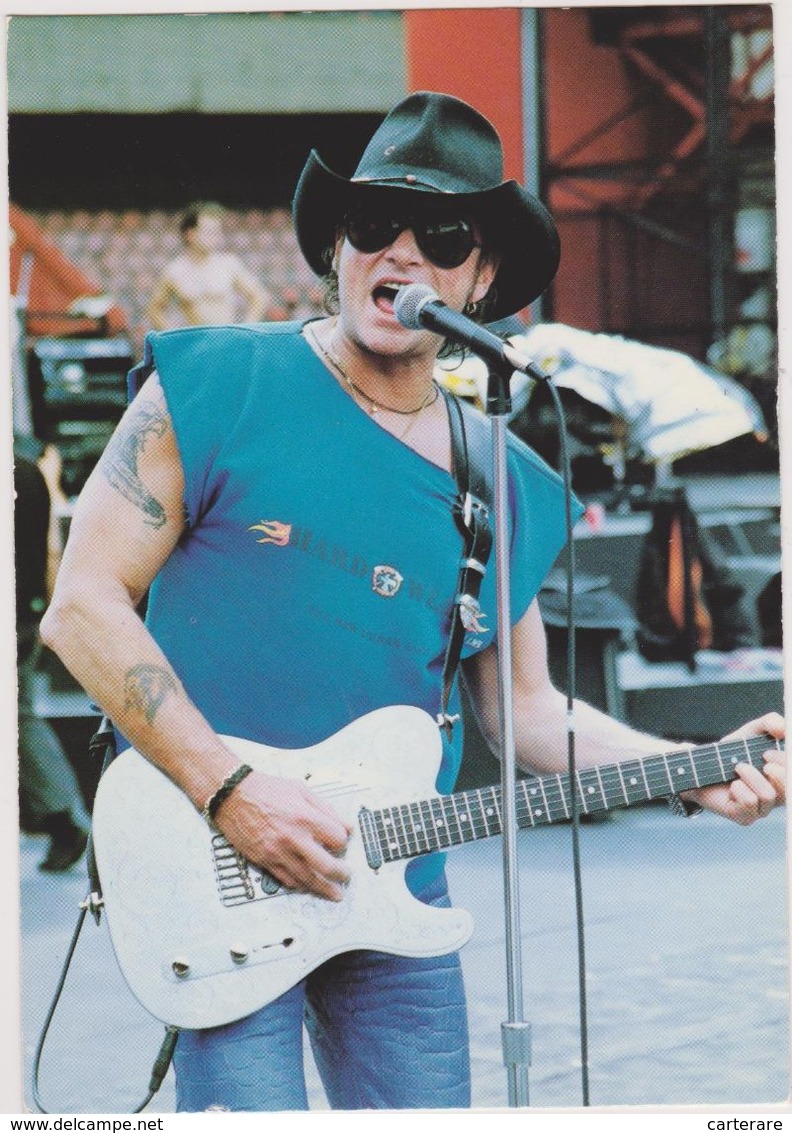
147, 201, 271, 329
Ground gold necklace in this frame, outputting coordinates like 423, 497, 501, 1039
308, 323, 439, 417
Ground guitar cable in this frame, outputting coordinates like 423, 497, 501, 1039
30, 851, 180, 1113
30, 725, 180, 1114
541, 376, 591, 1106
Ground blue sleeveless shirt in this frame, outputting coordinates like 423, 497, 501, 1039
139, 322, 577, 889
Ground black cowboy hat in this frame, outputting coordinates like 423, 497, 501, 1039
292, 91, 560, 320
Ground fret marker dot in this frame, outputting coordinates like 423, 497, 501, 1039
587, 786, 595, 794
677, 767, 684, 775
415, 824, 423, 832
534, 809, 543, 818
385, 817, 393, 825
530, 787, 538, 796
389, 842, 397, 852
435, 820, 444, 828
629, 777, 638, 785
460, 814, 468, 822
486, 808, 494, 816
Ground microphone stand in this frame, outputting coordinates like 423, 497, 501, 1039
485, 356, 532, 1107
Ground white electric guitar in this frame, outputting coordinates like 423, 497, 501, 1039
91, 705, 781, 1029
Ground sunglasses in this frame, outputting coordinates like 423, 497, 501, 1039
343, 207, 481, 269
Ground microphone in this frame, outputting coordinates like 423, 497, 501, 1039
393, 283, 547, 382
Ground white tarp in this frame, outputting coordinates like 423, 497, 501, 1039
436, 322, 767, 463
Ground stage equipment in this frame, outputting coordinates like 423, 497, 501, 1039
515, 324, 767, 501
26, 336, 134, 496
436, 322, 768, 507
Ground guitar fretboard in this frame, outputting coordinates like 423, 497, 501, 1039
358, 734, 782, 869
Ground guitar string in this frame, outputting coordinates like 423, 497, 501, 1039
375, 735, 779, 860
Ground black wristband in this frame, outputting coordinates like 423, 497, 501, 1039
202, 763, 254, 825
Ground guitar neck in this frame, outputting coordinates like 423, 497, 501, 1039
360, 734, 782, 868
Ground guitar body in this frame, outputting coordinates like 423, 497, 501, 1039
92, 701, 779, 1031
91, 706, 474, 1029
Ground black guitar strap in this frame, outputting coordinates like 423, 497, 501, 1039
438, 388, 494, 738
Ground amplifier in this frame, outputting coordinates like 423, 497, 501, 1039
26, 336, 134, 495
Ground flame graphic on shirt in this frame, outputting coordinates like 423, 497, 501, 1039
249, 520, 292, 546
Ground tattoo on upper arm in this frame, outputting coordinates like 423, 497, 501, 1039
123, 663, 180, 725
102, 399, 170, 528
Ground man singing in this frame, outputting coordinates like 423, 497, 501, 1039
42, 92, 784, 1111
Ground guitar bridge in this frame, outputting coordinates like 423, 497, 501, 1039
211, 834, 259, 906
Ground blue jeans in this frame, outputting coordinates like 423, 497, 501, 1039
173, 873, 471, 1110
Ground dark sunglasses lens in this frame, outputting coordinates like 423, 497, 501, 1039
418, 218, 476, 268
345, 212, 401, 254
345, 210, 476, 268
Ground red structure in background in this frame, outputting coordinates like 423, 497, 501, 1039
405, 6, 774, 363
10, 203, 128, 338
404, 8, 525, 184
403, 6, 709, 343
404, 8, 532, 320
546, 7, 773, 353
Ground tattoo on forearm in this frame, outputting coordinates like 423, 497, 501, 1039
102, 402, 169, 528
124, 663, 180, 725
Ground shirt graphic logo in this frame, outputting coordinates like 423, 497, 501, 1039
249, 520, 292, 546
372, 565, 404, 598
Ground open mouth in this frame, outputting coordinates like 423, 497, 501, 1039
372, 282, 405, 311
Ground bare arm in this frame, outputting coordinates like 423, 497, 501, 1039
232, 258, 271, 322
462, 600, 785, 822
41, 374, 350, 897
147, 274, 178, 331
36, 444, 68, 599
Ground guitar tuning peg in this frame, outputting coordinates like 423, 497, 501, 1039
230, 946, 249, 965
171, 958, 191, 978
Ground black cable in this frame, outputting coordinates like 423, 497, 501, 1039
30, 886, 178, 1114
31, 902, 89, 1114
136, 1027, 180, 1113
542, 377, 591, 1107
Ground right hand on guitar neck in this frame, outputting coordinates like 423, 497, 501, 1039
212, 771, 353, 901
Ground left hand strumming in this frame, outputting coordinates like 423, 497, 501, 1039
681, 712, 786, 823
